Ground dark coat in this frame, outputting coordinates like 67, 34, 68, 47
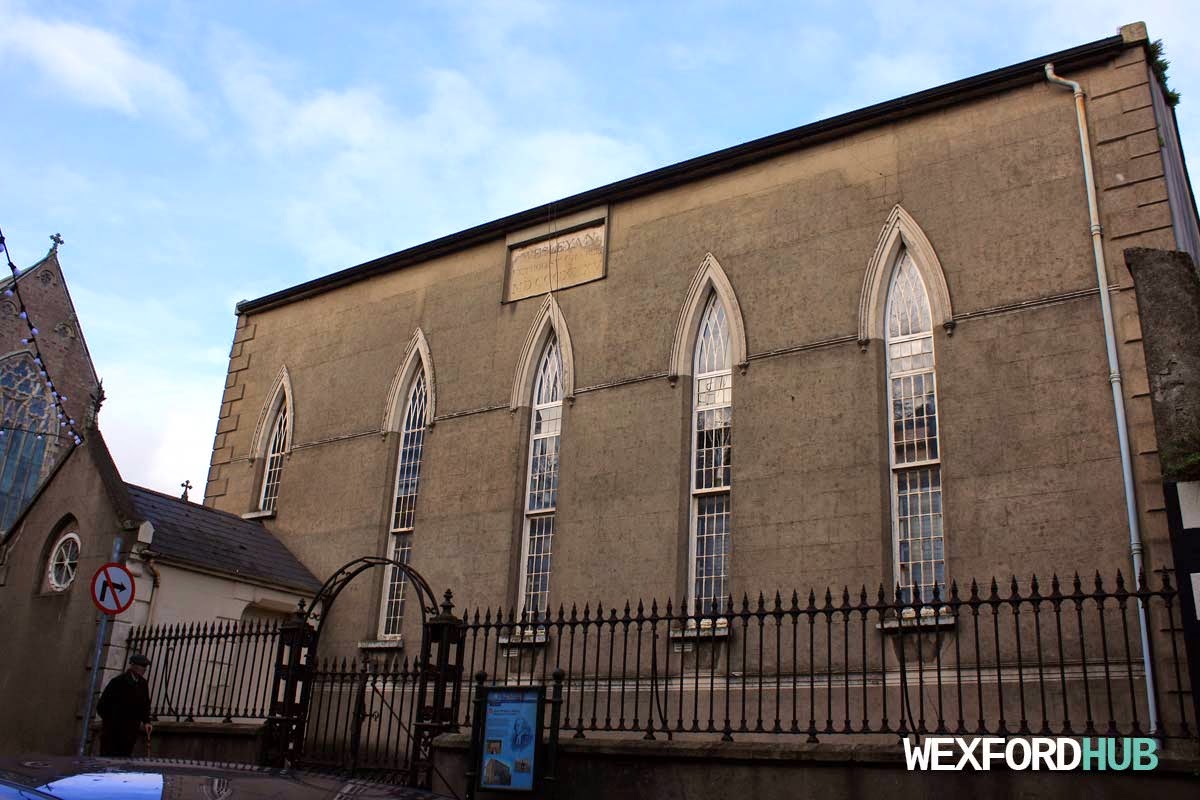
96, 671, 151, 757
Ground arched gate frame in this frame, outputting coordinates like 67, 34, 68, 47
261, 557, 464, 787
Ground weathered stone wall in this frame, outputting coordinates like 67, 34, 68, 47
203, 42, 1180, 661
0, 441, 126, 756
1124, 248, 1200, 480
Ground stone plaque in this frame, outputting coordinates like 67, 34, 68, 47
505, 222, 606, 302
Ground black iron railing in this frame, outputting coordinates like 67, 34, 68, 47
458, 572, 1194, 742
300, 656, 422, 776
126, 619, 282, 722
126, 570, 1196, 774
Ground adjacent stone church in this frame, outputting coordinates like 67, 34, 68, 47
203, 21, 1197, 673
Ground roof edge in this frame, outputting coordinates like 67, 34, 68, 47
237, 31, 1129, 316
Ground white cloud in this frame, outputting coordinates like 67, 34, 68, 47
0, 9, 198, 130
67, 285, 225, 495
210, 33, 653, 275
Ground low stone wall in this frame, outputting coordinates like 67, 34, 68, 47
432, 734, 1200, 800
88, 721, 264, 764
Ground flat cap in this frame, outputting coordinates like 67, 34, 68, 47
129, 654, 151, 667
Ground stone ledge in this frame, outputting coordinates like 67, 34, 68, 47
149, 721, 261, 737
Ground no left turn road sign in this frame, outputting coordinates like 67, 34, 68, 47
90, 562, 135, 615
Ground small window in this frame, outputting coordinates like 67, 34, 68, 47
47, 531, 81, 591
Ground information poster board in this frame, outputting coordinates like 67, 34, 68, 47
477, 686, 544, 792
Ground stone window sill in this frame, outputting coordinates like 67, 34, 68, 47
241, 510, 275, 520
498, 628, 548, 648
669, 619, 731, 640
359, 639, 404, 651
877, 609, 957, 633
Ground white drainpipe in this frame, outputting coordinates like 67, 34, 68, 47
1045, 63, 1158, 733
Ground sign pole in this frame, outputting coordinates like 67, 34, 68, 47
77, 537, 124, 756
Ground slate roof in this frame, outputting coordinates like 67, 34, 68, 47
126, 483, 322, 594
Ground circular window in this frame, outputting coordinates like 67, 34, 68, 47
47, 531, 81, 591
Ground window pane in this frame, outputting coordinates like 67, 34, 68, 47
533, 336, 563, 406
691, 294, 733, 616
886, 252, 932, 338
890, 365, 938, 465
260, 406, 288, 512
381, 533, 413, 636
526, 434, 560, 511
694, 406, 732, 491
523, 514, 555, 618
521, 338, 565, 619
894, 466, 944, 604
693, 494, 730, 615
695, 295, 731, 374
392, 371, 428, 531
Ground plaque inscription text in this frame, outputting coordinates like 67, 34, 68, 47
506, 222, 606, 302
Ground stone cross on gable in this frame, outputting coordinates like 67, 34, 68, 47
180, 480, 193, 501
50, 233, 64, 250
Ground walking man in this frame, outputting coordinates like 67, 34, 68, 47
97, 653, 152, 757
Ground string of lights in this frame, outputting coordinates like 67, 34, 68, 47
0, 223, 85, 447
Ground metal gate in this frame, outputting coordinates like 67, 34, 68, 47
261, 558, 464, 787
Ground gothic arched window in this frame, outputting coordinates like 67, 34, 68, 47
690, 294, 732, 615
519, 335, 563, 618
258, 404, 288, 512
0, 353, 60, 530
379, 368, 428, 638
885, 250, 945, 604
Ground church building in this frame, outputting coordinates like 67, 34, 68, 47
202, 21, 1198, 685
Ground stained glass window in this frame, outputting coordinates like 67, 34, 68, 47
0, 354, 60, 531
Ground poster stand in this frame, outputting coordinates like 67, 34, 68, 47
466, 669, 565, 800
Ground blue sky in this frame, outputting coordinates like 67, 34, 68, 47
0, 0, 1196, 496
